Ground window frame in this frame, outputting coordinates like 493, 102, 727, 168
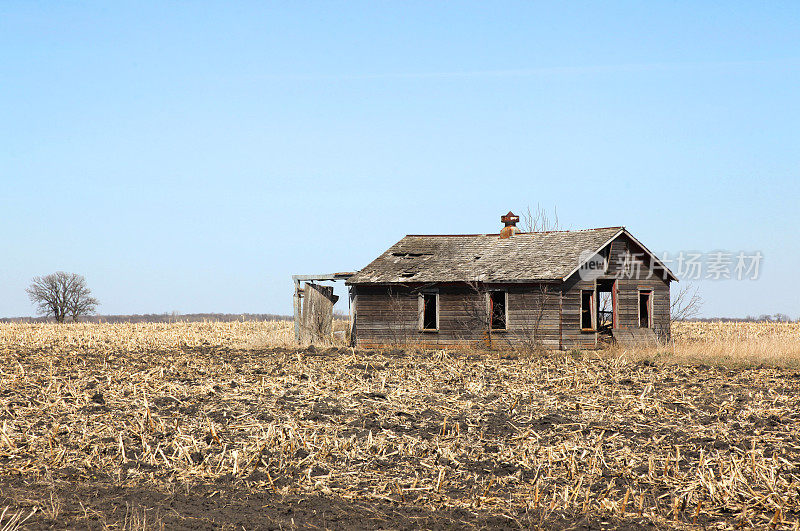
638, 289, 653, 328
418, 290, 439, 332
487, 289, 508, 331
580, 289, 597, 332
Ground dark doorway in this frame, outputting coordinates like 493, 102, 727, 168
639, 291, 652, 328
422, 293, 438, 331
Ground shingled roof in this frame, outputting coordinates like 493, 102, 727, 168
347, 227, 629, 284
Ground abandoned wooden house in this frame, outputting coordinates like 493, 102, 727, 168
345, 212, 676, 349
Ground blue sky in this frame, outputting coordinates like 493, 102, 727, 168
1, 2, 798, 318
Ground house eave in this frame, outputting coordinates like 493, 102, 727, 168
346, 278, 563, 286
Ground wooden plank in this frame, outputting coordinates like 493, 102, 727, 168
301, 282, 338, 344
612, 328, 659, 347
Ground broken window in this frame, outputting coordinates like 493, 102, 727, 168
489, 291, 507, 330
598, 291, 613, 330
639, 290, 652, 328
581, 290, 596, 331
596, 279, 615, 332
420, 292, 438, 331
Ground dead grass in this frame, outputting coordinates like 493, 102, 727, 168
0, 320, 297, 353
609, 321, 800, 368
0, 321, 798, 528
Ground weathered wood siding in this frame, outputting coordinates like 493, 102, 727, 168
507, 285, 561, 348
351, 286, 419, 345
352, 283, 561, 348
559, 275, 598, 350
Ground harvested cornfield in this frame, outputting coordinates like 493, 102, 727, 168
0, 321, 798, 529
0, 320, 297, 353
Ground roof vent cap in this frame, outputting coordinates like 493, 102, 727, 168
500, 211, 520, 239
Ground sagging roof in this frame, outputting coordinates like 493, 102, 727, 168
347, 226, 654, 284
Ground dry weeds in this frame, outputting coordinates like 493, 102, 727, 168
617, 321, 800, 368
0, 321, 798, 529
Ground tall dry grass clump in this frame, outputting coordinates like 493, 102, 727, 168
610, 321, 800, 367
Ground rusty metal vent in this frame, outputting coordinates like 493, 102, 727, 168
500, 211, 520, 239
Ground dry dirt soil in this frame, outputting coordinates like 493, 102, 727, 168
1, 344, 799, 529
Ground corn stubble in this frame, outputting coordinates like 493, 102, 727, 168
0, 320, 798, 529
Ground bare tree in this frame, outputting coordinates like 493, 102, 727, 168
26, 272, 99, 323
67, 280, 99, 322
521, 204, 561, 232
453, 281, 513, 349
380, 287, 414, 345
453, 281, 490, 347
670, 283, 702, 322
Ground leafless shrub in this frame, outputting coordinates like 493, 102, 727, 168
453, 281, 498, 349
517, 284, 556, 355
381, 287, 414, 345
670, 283, 703, 322
521, 204, 561, 232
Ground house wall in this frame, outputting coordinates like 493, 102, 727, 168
351, 283, 562, 349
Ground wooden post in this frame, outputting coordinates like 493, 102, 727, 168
293, 279, 302, 343
559, 290, 563, 351
348, 287, 356, 346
